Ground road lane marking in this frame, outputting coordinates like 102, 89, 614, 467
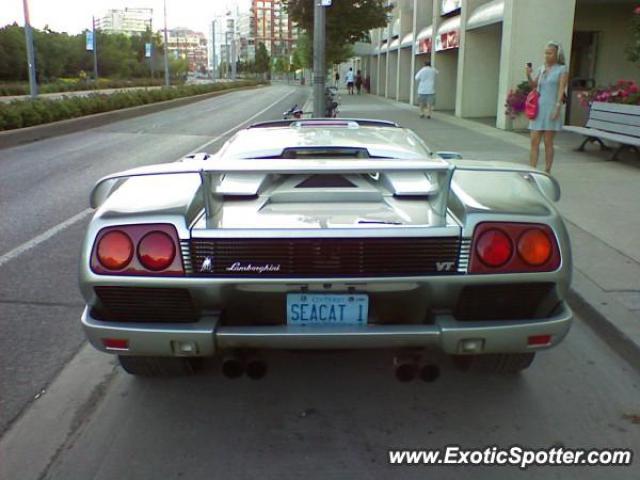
0, 86, 298, 268
0, 208, 93, 268
186, 87, 295, 155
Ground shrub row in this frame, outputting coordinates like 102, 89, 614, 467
0, 78, 169, 97
0, 81, 265, 131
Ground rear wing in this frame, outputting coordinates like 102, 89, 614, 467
248, 118, 401, 129
90, 158, 560, 226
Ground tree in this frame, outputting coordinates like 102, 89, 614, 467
626, 6, 640, 66
255, 42, 271, 75
285, 0, 391, 65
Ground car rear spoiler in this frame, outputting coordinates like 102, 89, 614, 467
90, 158, 560, 225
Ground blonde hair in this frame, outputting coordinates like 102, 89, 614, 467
546, 41, 566, 65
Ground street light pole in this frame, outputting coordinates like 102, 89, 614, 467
211, 20, 216, 80
92, 16, 98, 81
312, 0, 326, 117
230, 19, 236, 81
22, 0, 38, 98
163, 0, 170, 86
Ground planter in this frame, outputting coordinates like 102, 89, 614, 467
510, 114, 529, 132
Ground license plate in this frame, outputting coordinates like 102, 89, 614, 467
286, 293, 369, 326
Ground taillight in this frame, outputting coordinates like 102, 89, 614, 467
469, 223, 560, 273
518, 229, 552, 266
475, 229, 513, 267
137, 231, 176, 271
91, 224, 183, 276
97, 231, 133, 270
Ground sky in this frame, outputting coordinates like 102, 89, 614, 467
0, 0, 250, 36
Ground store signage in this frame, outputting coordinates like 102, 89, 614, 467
417, 37, 433, 54
441, 0, 461, 15
435, 28, 459, 51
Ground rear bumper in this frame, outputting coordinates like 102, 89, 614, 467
81, 301, 573, 356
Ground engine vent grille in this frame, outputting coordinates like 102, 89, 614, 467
189, 237, 461, 278
94, 287, 197, 323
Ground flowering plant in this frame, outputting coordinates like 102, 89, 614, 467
505, 81, 532, 118
577, 80, 640, 109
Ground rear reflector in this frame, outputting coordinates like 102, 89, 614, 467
528, 334, 552, 346
102, 338, 129, 350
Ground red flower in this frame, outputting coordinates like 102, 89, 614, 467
635, 5, 640, 14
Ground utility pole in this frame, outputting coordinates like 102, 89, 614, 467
312, 0, 328, 117
22, 0, 38, 98
163, 0, 170, 86
92, 16, 98, 81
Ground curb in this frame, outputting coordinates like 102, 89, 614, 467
568, 270, 640, 373
0, 84, 266, 150
0, 345, 117, 480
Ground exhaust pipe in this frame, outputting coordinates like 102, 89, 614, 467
393, 355, 419, 382
245, 358, 268, 380
420, 364, 441, 383
221, 354, 244, 379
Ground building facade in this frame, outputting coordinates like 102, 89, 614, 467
166, 28, 208, 73
96, 8, 153, 36
361, 0, 638, 130
251, 0, 298, 57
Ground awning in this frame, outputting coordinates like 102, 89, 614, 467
380, 41, 389, 53
414, 25, 433, 54
435, 15, 460, 51
400, 32, 414, 49
467, 0, 504, 30
389, 38, 400, 50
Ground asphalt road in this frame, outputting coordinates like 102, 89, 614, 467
0, 84, 307, 435
1, 85, 639, 479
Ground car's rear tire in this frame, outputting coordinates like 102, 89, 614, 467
118, 356, 201, 377
452, 353, 536, 374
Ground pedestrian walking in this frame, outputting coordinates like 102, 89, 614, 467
355, 70, 363, 95
334, 71, 340, 88
414, 60, 438, 118
526, 41, 569, 173
364, 74, 371, 94
346, 67, 355, 95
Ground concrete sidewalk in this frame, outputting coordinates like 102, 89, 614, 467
338, 91, 640, 367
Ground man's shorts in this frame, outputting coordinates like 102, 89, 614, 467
347, 81, 354, 88
418, 93, 435, 106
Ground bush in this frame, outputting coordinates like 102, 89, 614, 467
0, 80, 265, 131
0, 78, 170, 97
